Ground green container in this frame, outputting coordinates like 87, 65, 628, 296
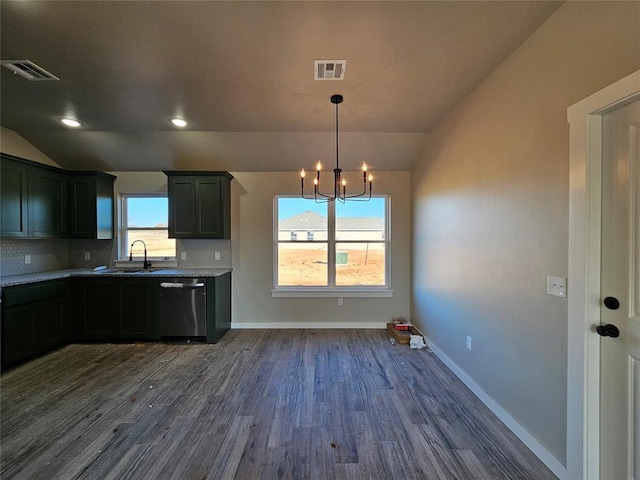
336, 252, 348, 265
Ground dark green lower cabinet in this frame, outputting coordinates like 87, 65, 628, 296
206, 272, 231, 343
2, 273, 230, 370
1, 280, 69, 371
75, 278, 156, 341
3, 305, 38, 367
78, 280, 116, 340
118, 280, 155, 340
38, 296, 67, 351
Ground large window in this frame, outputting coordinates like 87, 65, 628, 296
121, 195, 175, 259
274, 196, 390, 295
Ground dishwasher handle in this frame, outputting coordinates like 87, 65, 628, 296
160, 282, 205, 289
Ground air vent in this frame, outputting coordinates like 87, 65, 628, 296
1, 60, 59, 81
314, 60, 346, 80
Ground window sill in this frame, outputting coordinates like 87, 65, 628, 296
271, 288, 393, 298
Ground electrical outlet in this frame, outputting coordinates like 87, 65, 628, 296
25, 254, 31, 264
215, 252, 221, 261
338, 298, 343, 307
84, 252, 91, 261
466, 336, 472, 350
181, 252, 187, 260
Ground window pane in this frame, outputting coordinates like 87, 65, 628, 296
336, 198, 385, 241
278, 198, 327, 241
125, 230, 176, 258
278, 243, 328, 286
335, 242, 385, 286
127, 197, 169, 228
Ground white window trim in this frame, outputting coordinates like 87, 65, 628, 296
272, 194, 392, 297
119, 193, 176, 261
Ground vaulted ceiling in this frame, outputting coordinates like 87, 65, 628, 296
0, 1, 562, 172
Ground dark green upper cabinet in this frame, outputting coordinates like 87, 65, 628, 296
165, 171, 233, 239
28, 167, 68, 238
1, 154, 116, 239
1, 153, 67, 238
0, 157, 28, 238
68, 172, 116, 239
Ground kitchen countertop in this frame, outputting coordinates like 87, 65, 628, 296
0, 268, 233, 288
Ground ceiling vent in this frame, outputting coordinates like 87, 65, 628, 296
1, 60, 59, 81
314, 60, 346, 80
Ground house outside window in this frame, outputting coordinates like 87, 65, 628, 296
273, 196, 391, 296
121, 195, 176, 259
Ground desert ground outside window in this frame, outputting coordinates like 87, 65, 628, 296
272, 195, 392, 297
120, 194, 176, 260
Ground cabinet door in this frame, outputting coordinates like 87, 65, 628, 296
2, 305, 37, 367
118, 279, 154, 339
28, 168, 67, 238
68, 174, 115, 239
38, 296, 68, 351
69, 176, 97, 238
168, 177, 195, 237
196, 177, 223, 238
81, 281, 117, 340
1, 158, 28, 238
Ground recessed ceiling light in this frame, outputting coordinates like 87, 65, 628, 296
171, 118, 188, 127
61, 118, 81, 128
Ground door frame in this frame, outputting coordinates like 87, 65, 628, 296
567, 69, 640, 480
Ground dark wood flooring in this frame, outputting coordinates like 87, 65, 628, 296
0, 329, 557, 479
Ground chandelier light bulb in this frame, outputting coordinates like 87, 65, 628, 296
316, 161, 322, 171
368, 174, 373, 182
362, 162, 368, 172
300, 168, 306, 178
313, 177, 318, 185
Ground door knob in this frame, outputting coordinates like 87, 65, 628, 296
603, 297, 620, 310
596, 324, 620, 338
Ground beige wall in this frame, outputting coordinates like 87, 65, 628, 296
232, 171, 411, 326
411, 1, 640, 467
1, 127, 60, 167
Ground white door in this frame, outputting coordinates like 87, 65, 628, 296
600, 99, 640, 480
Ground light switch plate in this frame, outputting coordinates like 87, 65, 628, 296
181, 252, 187, 260
547, 275, 567, 298
84, 252, 91, 260
25, 254, 31, 264
214, 252, 221, 261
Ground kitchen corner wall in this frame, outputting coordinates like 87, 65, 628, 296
111, 172, 232, 269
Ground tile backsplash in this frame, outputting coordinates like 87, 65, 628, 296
1, 237, 231, 278
68, 239, 117, 269
177, 239, 231, 268
1, 239, 70, 277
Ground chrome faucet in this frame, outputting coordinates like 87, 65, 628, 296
129, 239, 152, 269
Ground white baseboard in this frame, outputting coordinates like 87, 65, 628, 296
231, 322, 387, 329
426, 337, 566, 480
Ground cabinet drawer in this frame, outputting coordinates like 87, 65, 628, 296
3, 280, 68, 307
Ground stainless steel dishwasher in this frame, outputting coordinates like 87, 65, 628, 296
158, 278, 206, 338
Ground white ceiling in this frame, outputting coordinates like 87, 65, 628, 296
0, 1, 562, 172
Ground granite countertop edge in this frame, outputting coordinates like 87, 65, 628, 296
0, 268, 233, 288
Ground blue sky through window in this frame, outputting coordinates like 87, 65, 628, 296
127, 197, 169, 227
278, 197, 384, 221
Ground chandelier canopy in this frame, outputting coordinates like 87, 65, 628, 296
300, 94, 372, 203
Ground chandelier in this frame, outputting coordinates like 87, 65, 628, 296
300, 94, 372, 203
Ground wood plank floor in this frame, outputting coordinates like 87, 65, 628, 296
0, 330, 557, 479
